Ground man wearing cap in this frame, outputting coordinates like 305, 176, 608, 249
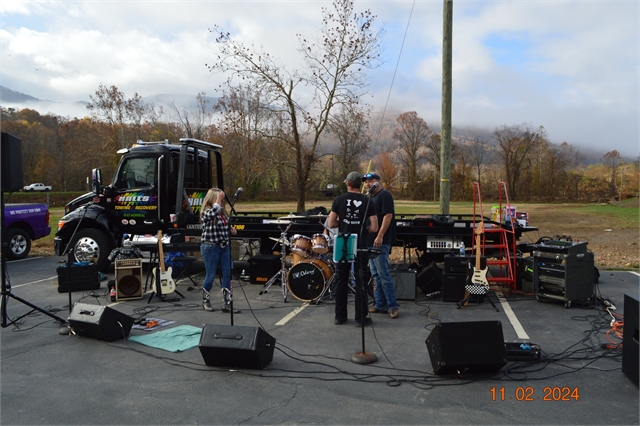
363, 172, 399, 319
327, 171, 378, 326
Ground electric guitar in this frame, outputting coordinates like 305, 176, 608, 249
460, 223, 489, 306
468, 223, 489, 289
152, 230, 176, 296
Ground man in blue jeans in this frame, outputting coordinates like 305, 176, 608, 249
364, 172, 399, 319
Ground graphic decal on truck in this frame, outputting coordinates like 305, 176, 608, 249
114, 192, 158, 219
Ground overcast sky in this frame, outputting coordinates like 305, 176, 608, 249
1, 0, 638, 157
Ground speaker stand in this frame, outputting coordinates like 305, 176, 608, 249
0, 192, 65, 329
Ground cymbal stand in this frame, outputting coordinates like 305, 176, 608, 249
259, 222, 292, 303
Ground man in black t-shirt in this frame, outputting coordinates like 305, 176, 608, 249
327, 171, 378, 326
364, 172, 399, 319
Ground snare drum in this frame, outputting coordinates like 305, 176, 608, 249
311, 233, 330, 255
287, 258, 335, 302
290, 234, 312, 258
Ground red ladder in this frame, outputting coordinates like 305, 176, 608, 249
472, 182, 517, 294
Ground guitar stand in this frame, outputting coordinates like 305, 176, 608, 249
457, 289, 499, 312
146, 251, 185, 303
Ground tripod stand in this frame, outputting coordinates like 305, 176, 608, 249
259, 222, 292, 302
1, 192, 65, 328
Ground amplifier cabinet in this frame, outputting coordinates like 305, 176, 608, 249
57, 263, 100, 293
249, 255, 280, 284
115, 259, 143, 301
390, 269, 417, 301
533, 251, 594, 307
444, 254, 486, 274
442, 273, 466, 302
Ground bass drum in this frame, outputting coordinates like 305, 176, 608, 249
287, 258, 334, 302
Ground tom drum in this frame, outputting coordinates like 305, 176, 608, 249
311, 233, 330, 255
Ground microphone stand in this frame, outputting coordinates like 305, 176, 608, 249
350, 189, 377, 365
225, 188, 243, 326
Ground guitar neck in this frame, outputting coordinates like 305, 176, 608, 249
475, 225, 482, 270
157, 230, 166, 272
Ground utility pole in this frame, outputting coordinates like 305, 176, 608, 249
440, 0, 453, 214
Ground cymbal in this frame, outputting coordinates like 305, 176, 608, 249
269, 236, 290, 246
265, 219, 292, 224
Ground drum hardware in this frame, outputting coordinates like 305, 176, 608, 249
260, 222, 294, 302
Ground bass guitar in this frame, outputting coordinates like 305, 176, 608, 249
152, 230, 176, 296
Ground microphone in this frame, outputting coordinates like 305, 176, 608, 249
232, 187, 243, 203
366, 182, 379, 196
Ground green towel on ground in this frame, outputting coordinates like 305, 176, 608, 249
129, 325, 202, 352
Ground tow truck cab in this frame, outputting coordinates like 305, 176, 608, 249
55, 138, 224, 271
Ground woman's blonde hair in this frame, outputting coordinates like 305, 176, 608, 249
201, 187, 228, 219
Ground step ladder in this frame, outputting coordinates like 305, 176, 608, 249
472, 182, 517, 294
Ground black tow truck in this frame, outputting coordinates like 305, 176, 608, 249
55, 138, 226, 271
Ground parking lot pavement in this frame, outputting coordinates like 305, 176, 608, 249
1, 256, 638, 425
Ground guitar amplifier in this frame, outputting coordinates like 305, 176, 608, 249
57, 263, 100, 293
115, 259, 143, 301
249, 255, 280, 284
390, 269, 417, 301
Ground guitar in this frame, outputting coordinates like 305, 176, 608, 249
468, 223, 489, 289
152, 230, 176, 296
460, 223, 489, 307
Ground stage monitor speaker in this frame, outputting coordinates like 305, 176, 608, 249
390, 269, 417, 300
1, 132, 24, 192
68, 303, 134, 341
622, 294, 639, 387
416, 262, 443, 294
115, 259, 143, 301
426, 320, 507, 375
199, 324, 276, 369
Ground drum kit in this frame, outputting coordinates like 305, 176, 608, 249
259, 214, 339, 303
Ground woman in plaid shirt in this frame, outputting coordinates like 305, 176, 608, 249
200, 188, 240, 313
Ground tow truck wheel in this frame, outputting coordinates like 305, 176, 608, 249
6, 228, 30, 260
70, 229, 112, 272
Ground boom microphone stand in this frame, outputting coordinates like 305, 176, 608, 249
1, 191, 65, 328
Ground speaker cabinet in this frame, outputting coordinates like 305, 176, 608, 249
416, 262, 443, 294
390, 269, 417, 300
622, 294, 639, 387
68, 303, 134, 341
442, 273, 466, 302
426, 321, 507, 375
1, 132, 24, 192
57, 263, 100, 293
249, 255, 280, 284
115, 259, 143, 301
199, 324, 276, 369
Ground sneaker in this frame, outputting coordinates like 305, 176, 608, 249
389, 308, 399, 319
355, 317, 373, 327
369, 306, 388, 314
334, 318, 347, 325
221, 305, 241, 314
203, 300, 214, 312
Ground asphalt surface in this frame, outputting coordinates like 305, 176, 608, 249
1, 255, 638, 425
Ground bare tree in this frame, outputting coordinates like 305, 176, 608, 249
207, 0, 383, 211
602, 150, 622, 199
170, 92, 214, 140
329, 104, 371, 178
87, 83, 162, 148
392, 111, 431, 198
468, 135, 492, 183
493, 123, 546, 199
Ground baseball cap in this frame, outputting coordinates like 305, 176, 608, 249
363, 172, 380, 181
344, 171, 362, 185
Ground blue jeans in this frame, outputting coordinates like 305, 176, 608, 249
369, 244, 398, 311
200, 243, 231, 293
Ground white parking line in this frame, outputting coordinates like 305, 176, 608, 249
12, 276, 58, 288
495, 291, 530, 340
275, 303, 308, 326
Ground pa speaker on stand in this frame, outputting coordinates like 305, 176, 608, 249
1, 132, 24, 192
